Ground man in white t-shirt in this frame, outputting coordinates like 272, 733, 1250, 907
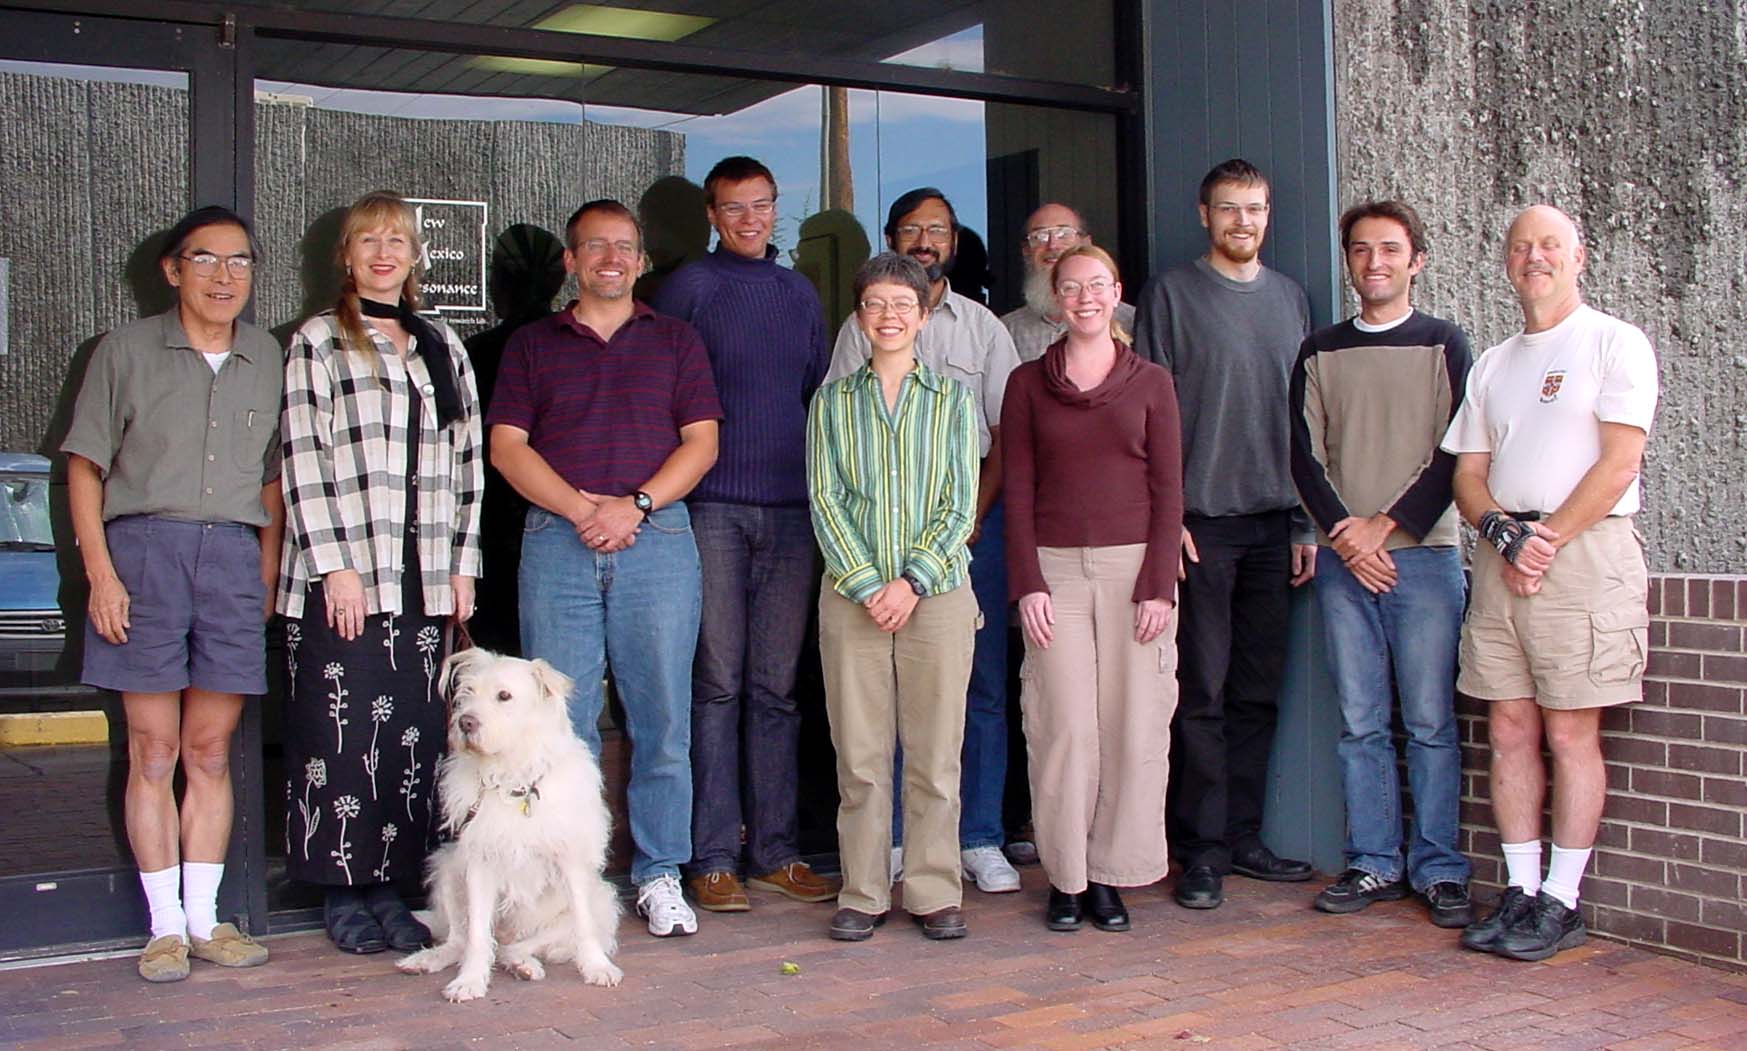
1440, 205, 1659, 962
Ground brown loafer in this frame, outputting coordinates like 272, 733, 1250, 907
138, 934, 190, 983
828, 908, 886, 941
912, 905, 968, 940
687, 871, 751, 913
190, 922, 270, 967
748, 862, 840, 903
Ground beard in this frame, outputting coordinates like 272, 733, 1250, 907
1212, 231, 1261, 265
906, 246, 952, 284
1023, 266, 1057, 317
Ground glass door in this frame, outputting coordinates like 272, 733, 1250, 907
0, 10, 253, 958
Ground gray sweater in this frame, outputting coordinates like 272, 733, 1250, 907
1133, 257, 1311, 529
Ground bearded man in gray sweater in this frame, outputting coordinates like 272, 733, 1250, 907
1133, 158, 1316, 911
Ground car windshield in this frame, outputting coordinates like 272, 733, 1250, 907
0, 474, 54, 547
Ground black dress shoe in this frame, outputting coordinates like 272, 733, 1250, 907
829, 908, 887, 941
324, 886, 388, 955
912, 905, 968, 940
1230, 843, 1313, 882
1174, 865, 1224, 909
364, 883, 432, 951
1046, 887, 1083, 931
1084, 883, 1130, 932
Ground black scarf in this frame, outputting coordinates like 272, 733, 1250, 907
358, 296, 464, 428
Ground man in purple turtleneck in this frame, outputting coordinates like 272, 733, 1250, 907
653, 156, 838, 914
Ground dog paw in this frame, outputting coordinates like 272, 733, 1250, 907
397, 950, 438, 974
505, 957, 545, 981
581, 960, 624, 987
443, 975, 490, 1003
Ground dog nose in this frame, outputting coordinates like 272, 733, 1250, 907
458, 713, 479, 735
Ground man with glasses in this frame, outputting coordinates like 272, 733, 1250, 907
1000, 202, 1136, 363
489, 199, 723, 939
652, 157, 838, 915
1133, 158, 1315, 911
824, 188, 1023, 897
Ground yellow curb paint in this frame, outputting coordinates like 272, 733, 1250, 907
0, 710, 109, 746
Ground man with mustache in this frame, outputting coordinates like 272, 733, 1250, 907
1133, 158, 1315, 911
1441, 204, 1657, 962
1000, 202, 1135, 363
824, 188, 1024, 897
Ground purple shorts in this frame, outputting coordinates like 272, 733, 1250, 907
82, 515, 268, 695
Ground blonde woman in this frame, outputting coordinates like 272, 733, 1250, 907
1001, 245, 1184, 933
278, 191, 483, 954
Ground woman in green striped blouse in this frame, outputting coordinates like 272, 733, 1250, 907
807, 253, 980, 943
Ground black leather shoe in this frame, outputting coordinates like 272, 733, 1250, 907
1460, 886, 1534, 953
324, 886, 388, 955
1085, 883, 1130, 932
912, 905, 968, 940
828, 908, 887, 941
1230, 843, 1313, 882
1046, 887, 1083, 931
1174, 865, 1224, 909
1423, 881, 1475, 929
364, 883, 432, 951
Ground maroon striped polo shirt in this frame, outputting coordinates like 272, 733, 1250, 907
486, 301, 723, 495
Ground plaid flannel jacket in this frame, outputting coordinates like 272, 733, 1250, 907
277, 312, 484, 619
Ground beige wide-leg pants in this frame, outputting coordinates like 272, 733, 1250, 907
819, 580, 978, 915
1021, 544, 1178, 892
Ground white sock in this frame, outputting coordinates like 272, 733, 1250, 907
1541, 845, 1590, 910
182, 861, 225, 940
1501, 840, 1543, 895
139, 866, 186, 942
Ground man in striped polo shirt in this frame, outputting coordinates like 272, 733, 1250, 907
489, 199, 724, 940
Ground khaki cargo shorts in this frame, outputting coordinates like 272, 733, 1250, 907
1458, 516, 1649, 710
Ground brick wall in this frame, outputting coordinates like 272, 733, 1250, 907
1458, 575, 1747, 971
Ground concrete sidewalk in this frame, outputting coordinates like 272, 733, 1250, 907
4, 867, 1746, 1051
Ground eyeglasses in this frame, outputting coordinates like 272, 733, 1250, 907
714, 199, 775, 219
1210, 203, 1269, 220
1025, 226, 1084, 247
181, 252, 254, 278
858, 297, 920, 317
1056, 278, 1114, 298
894, 223, 953, 243
575, 238, 639, 255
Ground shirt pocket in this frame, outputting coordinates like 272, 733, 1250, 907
232, 407, 276, 474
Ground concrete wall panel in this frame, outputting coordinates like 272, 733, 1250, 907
1334, 0, 1747, 572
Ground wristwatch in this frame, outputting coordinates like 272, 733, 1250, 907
901, 572, 927, 598
632, 490, 654, 517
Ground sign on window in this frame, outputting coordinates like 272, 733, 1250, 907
407, 199, 488, 322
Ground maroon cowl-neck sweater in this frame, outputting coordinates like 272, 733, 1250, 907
1001, 338, 1185, 604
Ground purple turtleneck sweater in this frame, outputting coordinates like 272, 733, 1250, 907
653, 245, 829, 507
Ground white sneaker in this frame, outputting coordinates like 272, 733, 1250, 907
890, 846, 904, 883
637, 873, 698, 937
961, 845, 1022, 893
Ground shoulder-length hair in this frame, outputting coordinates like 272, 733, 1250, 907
334, 191, 425, 358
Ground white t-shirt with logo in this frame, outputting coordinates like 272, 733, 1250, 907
1441, 303, 1658, 516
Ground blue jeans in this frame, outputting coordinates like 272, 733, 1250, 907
1314, 545, 1470, 891
894, 499, 1007, 850
519, 503, 702, 886
687, 502, 816, 875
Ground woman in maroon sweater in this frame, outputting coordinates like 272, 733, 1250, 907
1001, 245, 1184, 933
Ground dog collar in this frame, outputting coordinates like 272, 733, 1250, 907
449, 777, 545, 840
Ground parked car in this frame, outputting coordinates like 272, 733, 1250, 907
0, 453, 66, 688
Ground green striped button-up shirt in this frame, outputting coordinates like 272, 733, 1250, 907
806, 361, 979, 603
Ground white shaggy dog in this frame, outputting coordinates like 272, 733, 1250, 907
397, 648, 623, 1001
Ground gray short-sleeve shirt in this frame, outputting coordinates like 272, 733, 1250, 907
61, 309, 283, 527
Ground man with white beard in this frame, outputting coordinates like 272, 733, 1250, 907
1000, 203, 1136, 363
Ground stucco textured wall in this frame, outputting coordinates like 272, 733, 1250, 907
1333, 0, 1747, 573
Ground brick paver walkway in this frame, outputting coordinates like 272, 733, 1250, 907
5, 868, 1746, 1050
